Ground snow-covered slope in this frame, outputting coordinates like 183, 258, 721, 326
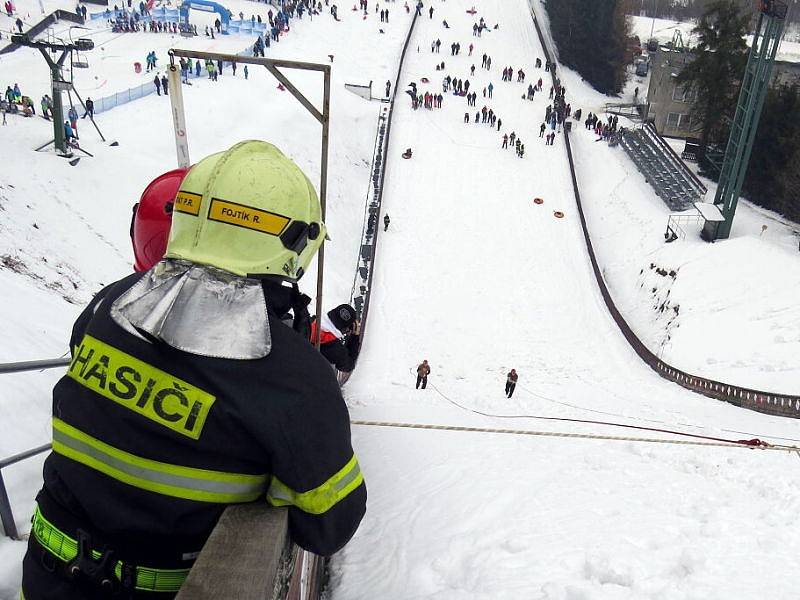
0, 1, 412, 595
336, 1, 800, 597
1, 0, 800, 598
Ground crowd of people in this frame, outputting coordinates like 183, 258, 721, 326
2, 83, 35, 117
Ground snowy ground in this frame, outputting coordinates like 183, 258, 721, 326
531, 8, 800, 393
629, 14, 697, 48
571, 127, 800, 393
1, 0, 800, 598
0, 0, 411, 596
337, 1, 800, 598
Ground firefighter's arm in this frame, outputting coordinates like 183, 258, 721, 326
268, 382, 367, 556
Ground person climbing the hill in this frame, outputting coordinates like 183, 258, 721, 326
311, 304, 362, 373
161, 73, 169, 96
416, 359, 431, 389
502, 133, 508, 149
540, 122, 546, 137
21, 141, 367, 600
383, 213, 390, 231
153, 72, 161, 96
505, 369, 518, 398
68, 106, 78, 131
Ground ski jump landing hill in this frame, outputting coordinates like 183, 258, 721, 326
349, 0, 800, 429
1, 0, 799, 596
526, 4, 799, 419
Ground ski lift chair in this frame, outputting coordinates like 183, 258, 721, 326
73, 51, 89, 68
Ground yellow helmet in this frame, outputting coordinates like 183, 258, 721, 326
164, 140, 325, 280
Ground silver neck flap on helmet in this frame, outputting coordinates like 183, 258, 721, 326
110, 259, 272, 359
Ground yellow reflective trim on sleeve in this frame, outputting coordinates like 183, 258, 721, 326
207, 198, 291, 236
266, 454, 363, 515
67, 335, 215, 440
53, 418, 268, 504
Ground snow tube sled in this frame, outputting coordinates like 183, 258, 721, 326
402, 148, 413, 159
553, 211, 564, 218
533, 198, 543, 205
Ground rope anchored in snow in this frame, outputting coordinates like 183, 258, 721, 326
395, 378, 800, 453
350, 420, 798, 453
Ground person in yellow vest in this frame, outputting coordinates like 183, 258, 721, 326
21, 141, 366, 599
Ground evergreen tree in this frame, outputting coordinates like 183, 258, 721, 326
676, 1, 750, 143
745, 83, 800, 222
545, 0, 630, 94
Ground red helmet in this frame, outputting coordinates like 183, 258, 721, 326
130, 167, 190, 272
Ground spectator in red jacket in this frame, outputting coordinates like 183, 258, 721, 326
311, 304, 361, 372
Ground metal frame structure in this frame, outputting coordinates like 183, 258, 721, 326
0, 357, 70, 539
712, 1, 787, 239
167, 49, 331, 347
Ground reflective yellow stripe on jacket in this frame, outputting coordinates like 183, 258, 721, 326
52, 418, 268, 503
267, 454, 363, 515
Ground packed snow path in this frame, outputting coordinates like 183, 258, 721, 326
335, 0, 800, 597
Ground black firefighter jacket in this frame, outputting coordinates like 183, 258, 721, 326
38, 271, 367, 567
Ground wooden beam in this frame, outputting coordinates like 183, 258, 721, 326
176, 505, 290, 600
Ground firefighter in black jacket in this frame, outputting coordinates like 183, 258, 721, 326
311, 304, 361, 373
21, 141, 367, 599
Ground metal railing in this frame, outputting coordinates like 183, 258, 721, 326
0, 356, 70, 539
88, 44, 253, 116
619, 128, 701, 211
182, 11, 421, 594
604, 102, 646, 121
665, 212, 703, 242
355, 9, 419, 345
2, 8, 417, 596
527, 4, 800, 419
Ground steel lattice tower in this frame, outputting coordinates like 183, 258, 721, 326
712, 1, 787, 240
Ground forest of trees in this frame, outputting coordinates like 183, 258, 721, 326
546, 0, 799, 221
544, 0, 630, 95
676, 1, 800, 222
